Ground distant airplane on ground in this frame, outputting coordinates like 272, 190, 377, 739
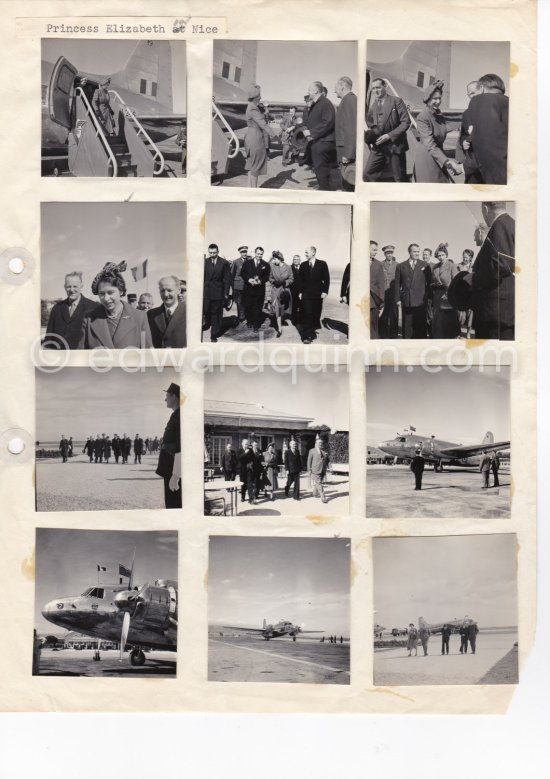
41, 557, 177, 666
42, 40, 185, 177
377, 430, 509, 472
217, 618, 324, 641
374, 623, 386, 639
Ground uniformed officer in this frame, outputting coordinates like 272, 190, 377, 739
156, 383, 182, 509
410, 449, 425, 490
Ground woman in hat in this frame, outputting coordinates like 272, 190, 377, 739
263, 442, 279, 501
406, 623, 418, 657
244, 85, 277, 188
266, 250, 293, 337
79, 262, 152, 349
92, 77, 115, 136
413, 80, 463, 183
430, 243, 461, 339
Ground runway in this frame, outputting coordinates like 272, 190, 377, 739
366, 464, 510, 519
374, 630, 518, 686
35, 648, 176, 677
208, 636, 350, 684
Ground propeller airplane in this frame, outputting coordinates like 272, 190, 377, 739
377, 430, 509, 472
217, 618, 324, 642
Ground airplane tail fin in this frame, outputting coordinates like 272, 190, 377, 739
482, 431, 495, 446
113, 41, 173, 109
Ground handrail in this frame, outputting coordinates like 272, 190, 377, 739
212, 100, 240, 159
108, 89, 166, 175
75, 87, 118, 176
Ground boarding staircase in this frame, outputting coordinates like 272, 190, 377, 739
211, 100, 240, 181
67, 87, 168, 177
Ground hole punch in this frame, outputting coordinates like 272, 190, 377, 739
0, 428, 34, 464
0, 247, 35, 285
8, 257, 24, 274
8, 437, 25, 455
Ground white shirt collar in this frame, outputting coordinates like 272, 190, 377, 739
164, 301, 178, 315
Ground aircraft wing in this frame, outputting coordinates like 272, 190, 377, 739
300, 629, 325, 633
216, 624, 265, 634
439, 441, 510, 458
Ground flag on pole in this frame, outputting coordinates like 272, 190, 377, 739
410, 425, 416, 432
97, 565, 107, 572
119, 563, 131, 578
131, 259, 148, 282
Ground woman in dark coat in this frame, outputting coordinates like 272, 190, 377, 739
79, 262, 152, 349
413, 80, 463, 183
431, 243, 461, 339
244, 85, 277, 188
103, 437, 112, 464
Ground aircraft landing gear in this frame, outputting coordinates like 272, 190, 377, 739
434, 461, 443, 473
130, 648, 146, 666
292, 636, 296, 642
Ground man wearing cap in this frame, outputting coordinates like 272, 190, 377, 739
231, 246, 249, 323
148, 276, 187, 348
92, 78, 115, 135
364, 78, 410, 182
302, 81, 337, 190
241, 247, 270, 334
369, 241, 385, 338
44, 271, 96, 350
156, 383, 181, 509
127, 294, 138, 308
410, 449, 425, 490
378, 245, 399, 339
394, 244, 431, 339
203, 244, 231, 343
137, 293, 154, 311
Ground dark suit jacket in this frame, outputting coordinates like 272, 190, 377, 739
367, 94, 410, 153
340, 263, 351, 303
370, 260, 385, 310
241, 257, 270, 291
411, 455, 425, 474
394, 260, 431, 308
284, 449, 303, 475
305, 95, 336, 144
79, 301, 152, 349
134, 437, 144, 454
44, 295, 96, 349
471, 213, 515, 330
468, 92, 509, 184
335, 92, 357, 160
203, 256, 231, 303
147, 302, 187, 348
299, 259, 330, 299
456, 105, 480, 173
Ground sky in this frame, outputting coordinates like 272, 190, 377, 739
208, 536, 350, 635
34, 529, 178, 634
366, 366, 510, 446
41, 202, 186, 303
256, 41, 357, 106
206, 366, 349, 432
42, 39, 187, 111
373, 534, 517, 628
366, 40, 510, 109
206, 203, 351, 273
370, 201, 515, 262
36, 367, 180, 442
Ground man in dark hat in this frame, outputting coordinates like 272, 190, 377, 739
364, 78, 410, 182
127, 294, 138, 308
92, 77, 115, 135
410, 449, 425, 490
156, 383, 181, 509
302, 81, 337, 190
378, 245, 399, 338
230, 246, 249, 323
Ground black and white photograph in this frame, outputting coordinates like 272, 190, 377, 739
364, 41, 510, 184
33, 529, 178, 677
373, 534, 518, 686
369, 201, 515, 340
366, 366, 510, 519
42, 39, 187, 177
41, 202, 187, 350
204, 366, 349, 516
35, 368, 182, 511
208, 536, 350, 684
212, 40, 358, 190
203, 203, 351, 344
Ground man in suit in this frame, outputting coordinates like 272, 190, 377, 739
340, 263, 351, 306
241, 247, 270, 334
59, 435, 69, 463
284, 440, 303, 500
133, 434, 144, 464
466, 73, 509, 185
456, 80, 484, 184
221, 443, 237, 481
394, 244, 431, 339
466, 621, 479, 654
364, 78, 411, 182
369, 241, 385, 338
480, 452, 492, 488
471, 202, 515, 340
44, 272, 96, 349
230, 246, 248, 323
290, 254, 302, 325
112, 434, 121, 464
237, 439, 255, 503
299, 247, 330, 344
378, 245, 399, 338
156, 383, 181, 509
302, 81, 337, 190
93, 435, 103, 464
203, 243, 231, 343
410, 449, 425, 490
307, 439, 330, 503
334, 76, 357, 191
121, 433, 131, 464
491, 452, 501, 487
137, 293, 154, 311
147, 276, 187, 348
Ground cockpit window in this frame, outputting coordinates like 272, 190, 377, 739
82, 587, 105, 599
81, 587, 93, 596
399, 437, 406, 443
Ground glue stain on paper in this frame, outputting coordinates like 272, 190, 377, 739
180, 392, 187, 408
515, 265, 521, 274
359, 294, 370, 329
370, 687, 415, 703
306, 515, 334, 526
199, 213, 206, 236
22, 549, 35, 580
465, 339, 488, 349
510, 62, 519, 78
203, 570, 208, 589
350, 557, 357, 584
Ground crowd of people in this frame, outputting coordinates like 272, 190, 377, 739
213, 437, 332, 505
369, 202, 515, 340
57, 434, 161, 465
243, 77, 357, 190
203, 243, 347, 343
405, 622, 480, 656
364, 73, 508, 185
44, 264, 186, 349
409, 448, 502, 491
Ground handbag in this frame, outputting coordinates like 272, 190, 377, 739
262, 299, 275, 316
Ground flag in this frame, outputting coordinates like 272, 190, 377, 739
410, 425, 416, 432
131, 259, 148, 282
97, 565, 106, 572
119, 563, 131, 578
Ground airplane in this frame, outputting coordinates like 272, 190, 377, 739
216, 618, 324, 642
377, 430, 509, 472
41, 557, 177, 667
423, 616, 477, 635
42, 40, 186, 177
374, 623, 386, 639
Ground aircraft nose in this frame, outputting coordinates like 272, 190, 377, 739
41, 598, 63, 619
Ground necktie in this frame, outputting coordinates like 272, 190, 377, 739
166, 308, 172, 322
309, 261, 313, 268
69, 303, 75, 316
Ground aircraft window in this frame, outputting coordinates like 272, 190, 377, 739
399, 437, 406, 443
87, 587, 105, 599
151, 82, 157, 97
57, 65, 75, 95
429, 75, 435, 86
81, 587, 93, 596
235, 66, 242, 84
41, 84, 48, 106
416, 71, 425, 88
221, 61, 230, 79
140, 79, 147, 95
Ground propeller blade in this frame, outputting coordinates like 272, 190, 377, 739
120, 611, 130, 661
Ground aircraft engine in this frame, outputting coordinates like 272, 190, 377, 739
114, 583, 177, 659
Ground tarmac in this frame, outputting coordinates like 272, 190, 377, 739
35, 647, 176, 677
35, 454, 165, 512
366, 464, 510, 519
208, 636, 350, 684
374, 630, 518, 686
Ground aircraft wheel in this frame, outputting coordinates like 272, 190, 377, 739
130, 649, 146, 666
292, 636, 296, 642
